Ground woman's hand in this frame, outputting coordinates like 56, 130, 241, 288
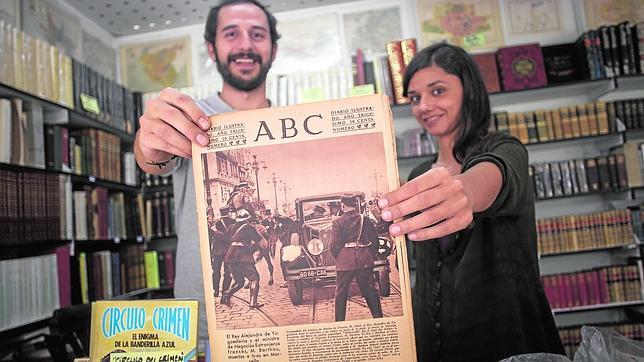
378, 167, 474, 241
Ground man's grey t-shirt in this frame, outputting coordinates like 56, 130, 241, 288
171, 93, 233, 350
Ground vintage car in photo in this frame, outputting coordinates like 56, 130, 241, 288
280, 191, 393, 305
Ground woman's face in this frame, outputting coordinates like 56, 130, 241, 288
407, 65, 463, 139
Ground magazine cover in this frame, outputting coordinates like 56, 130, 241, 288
89, 299, 198, 361
192, 94, 416, 361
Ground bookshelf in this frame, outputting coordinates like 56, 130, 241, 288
0, 42, 176, 340
392, 59, 644, 336
511, 75, 644, 330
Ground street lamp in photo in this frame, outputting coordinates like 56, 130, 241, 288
369, 169, 384, 198
246, 154, 267, 202
280, 180, 291, 210
267, 173, 279, 211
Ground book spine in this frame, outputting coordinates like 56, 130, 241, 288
386, 41, 408, 105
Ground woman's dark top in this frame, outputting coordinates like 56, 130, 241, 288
410, 134, 564, 361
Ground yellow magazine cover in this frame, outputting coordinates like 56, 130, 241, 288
89, 299, 198, 361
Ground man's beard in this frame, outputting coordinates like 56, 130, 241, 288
216, 51, 272, 91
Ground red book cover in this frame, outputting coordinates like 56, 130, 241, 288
568, 273, 580, 307
55, 245, 71, 307
352, 48, 366, 86
471, 53, 501, 93
576, 271, 589, 306
386, 40, 408, 105
598, 268, 610, 304
557, 274, 569, 308
541, 276, 553, 307
164, 249, 175, 288
496, 43, 548, 91
550, 275, 561, 309
587, 270, 599, 305
400, 38, 417, 67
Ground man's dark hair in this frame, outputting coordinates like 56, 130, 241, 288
204, 0, 280, 49
402, 43, 491, 163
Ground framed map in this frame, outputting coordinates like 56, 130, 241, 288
271, 13, 342, 74
120, 36, 192, 93
82, 31, 116, 80
195, 38, 217, 79
21, 0, 81, 58
415, 0, 504, 51
583, 0, 644, 29
343, 7, 403, 56
500, 0, 578, 45
505, 0, 560, 34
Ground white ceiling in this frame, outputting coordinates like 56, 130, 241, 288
62, 0, 363, 37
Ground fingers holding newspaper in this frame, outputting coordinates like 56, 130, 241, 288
136, 87, 211, 163
378, 166, 474, 241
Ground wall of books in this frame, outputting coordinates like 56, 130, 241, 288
1, 0, 644, 359
0, 5, 176, 356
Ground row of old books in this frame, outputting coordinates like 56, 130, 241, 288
0, 20, 142, 135
77, 246, 176, 303
577, 21, 643, 80
78, 245, 142, 303
0, 169, 62, 243
622, 142, 644, 188
493, 101, 614, 145
67, 129, 122, 184
145, 192, 176, 240
536, 209, 634, 255
395, 128, 437, 158
558, 323, 644, 360
0, 20, 74, 108
266, 66, 355, 107
72, 60, 142, 135
0, 246, 70, 331
530, 154, 628, 200
0, 98, 46, 169
72, 186, 144, 241
613, 97, 644, 130
459, 21, 642, 94
541, 264, 642, 310
631, 204, 644, 242
142, 172, 173, 188
45, 125, 138, 186
143, 249, 176, 289
0, 167, 165, 243
351, 38, 417, 106
0, 98, 138, 186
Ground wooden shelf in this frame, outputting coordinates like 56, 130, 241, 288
553, 300, 644, 314
539, 243, 641, 258
0, 81, 135, 143
525, 132, 622, 151
69, 173, 140, 193
0, 317, 50, 347
0, 162, 140, 192
391, 78, 616, 118
111, 286, 174, 300
535, 188, 629, 202
74, 236, 145, 251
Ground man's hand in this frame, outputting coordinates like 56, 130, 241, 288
378, 167, 474, 241
136, 87, 211, 164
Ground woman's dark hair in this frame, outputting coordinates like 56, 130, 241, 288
403, 43, 491, 163
204, 0, 280, 49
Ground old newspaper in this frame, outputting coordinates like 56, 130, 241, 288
192, 94, 416, 361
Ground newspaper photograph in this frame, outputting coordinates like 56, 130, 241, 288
192, 94, 416, 361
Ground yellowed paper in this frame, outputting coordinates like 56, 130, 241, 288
192, 94, 416, 361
